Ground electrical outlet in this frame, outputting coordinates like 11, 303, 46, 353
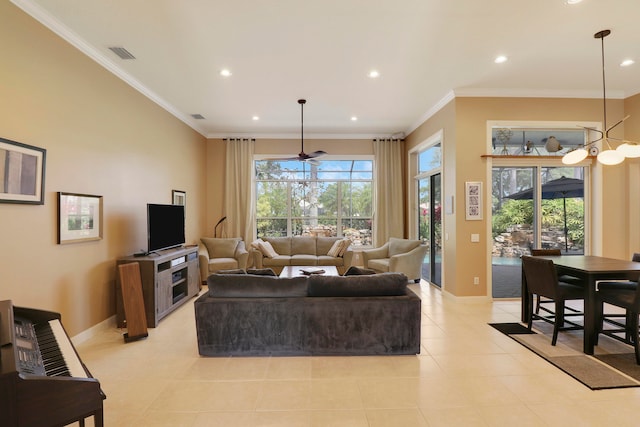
473, 277, 479, 285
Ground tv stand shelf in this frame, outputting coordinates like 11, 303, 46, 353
115, 247, 199, 328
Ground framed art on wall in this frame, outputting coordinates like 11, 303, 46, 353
172, 190, 186, 206
58, 192, 103, 244
465, 181, 482, 220
0, 137, 46, 204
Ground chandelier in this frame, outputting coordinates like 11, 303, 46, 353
562, 30, 640, 166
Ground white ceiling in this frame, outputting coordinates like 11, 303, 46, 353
13, 0, 640, 139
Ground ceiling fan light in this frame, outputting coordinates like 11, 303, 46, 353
616, 142, 640, 158
597, 149, 625, 165
562, 148, 588, 165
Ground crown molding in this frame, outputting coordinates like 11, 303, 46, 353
453, 87, 626, 99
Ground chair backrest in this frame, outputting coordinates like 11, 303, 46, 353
632, 253, 640, 263
521, 255, 561, 299
531, 248, 561, 256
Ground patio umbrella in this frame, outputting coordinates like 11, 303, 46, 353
506, 176, 584, 252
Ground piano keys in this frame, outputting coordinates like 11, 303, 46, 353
0, 300, 105, 427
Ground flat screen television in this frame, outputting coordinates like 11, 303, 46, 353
147, 203, 185, 253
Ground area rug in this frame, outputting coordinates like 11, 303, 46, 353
490, 322, 640, 390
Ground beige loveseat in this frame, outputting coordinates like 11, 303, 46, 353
198, 237, 249, 283
251, 236, 354, 274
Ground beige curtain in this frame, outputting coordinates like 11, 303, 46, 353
223, 138, 256, 243
373, 138, 404, 245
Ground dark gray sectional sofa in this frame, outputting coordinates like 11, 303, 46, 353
194, 271, 421, 357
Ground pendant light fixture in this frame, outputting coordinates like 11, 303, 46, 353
563, 30, 639, 165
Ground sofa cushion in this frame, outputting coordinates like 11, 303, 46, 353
292, 237, 316, 255
216, 268, 246, 274
367, 259, 390, 272
201, 237, 239, 258
307, 273, 407, 297
262, 256, 291, 267
207, 274, 308, 297
258, 241, 279, 258
388, 238, 421, 257
317, 255, 344, 266
291, 254, 318, 265
208, 259, 241, 272
316, 237, 340, 255
265, 237, 291, 255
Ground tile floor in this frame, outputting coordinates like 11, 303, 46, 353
76, 283, 640, 426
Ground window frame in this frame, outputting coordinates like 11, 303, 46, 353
254, 155, 374, 246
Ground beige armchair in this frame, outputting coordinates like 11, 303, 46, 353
198, 237, 249, 283
362, 237, 427, 283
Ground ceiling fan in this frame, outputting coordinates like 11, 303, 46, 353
270, 99, 327, 164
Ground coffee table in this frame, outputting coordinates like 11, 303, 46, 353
279, 265, 339, 278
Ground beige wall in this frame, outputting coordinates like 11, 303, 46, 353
0, 2, 207, 336
406, 96, 635, 297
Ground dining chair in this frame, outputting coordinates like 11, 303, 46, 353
597, 252, 640, 291
595, 278, 640, 364
593, 253, 640, 351
530, 249, 585, 315
521, 255, 585, 345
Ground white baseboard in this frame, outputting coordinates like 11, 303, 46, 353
442, 290, 492, 304
71, 315, 116, 346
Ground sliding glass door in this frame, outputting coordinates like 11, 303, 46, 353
492, 166, 585, 298
419, 173, 442, 286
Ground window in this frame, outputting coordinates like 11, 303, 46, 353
255, 159, 373, 246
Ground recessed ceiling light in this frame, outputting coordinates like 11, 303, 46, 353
351, 116, 358, 121
252, 115, 260, 121
565, 0, 582, 4
494, 55, 508, 64
368, 70, 380, 78
220, 69, 232, 77
621, 59, 635, 67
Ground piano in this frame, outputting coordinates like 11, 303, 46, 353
0, 300, 105, 427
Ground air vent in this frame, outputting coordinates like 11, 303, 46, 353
108, 46, 136, 60
191, 114, 205, 120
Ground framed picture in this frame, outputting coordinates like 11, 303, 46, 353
172, 190, 186, 206
58, 192, 103, 244
0, 137, 46, 204
465, 181, 483, 220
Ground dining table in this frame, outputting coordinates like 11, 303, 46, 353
521, 255, 640, 355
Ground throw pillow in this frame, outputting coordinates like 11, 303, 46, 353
246, 268, 277, 276
258, 241, 279, 258
343, 266, 377, 276
338, 238, 351, 257
327, 240, 343, 257
201, 237, 239, 258
250, 239, 263, 250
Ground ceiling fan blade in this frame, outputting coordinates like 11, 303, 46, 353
307, 150, 327, 158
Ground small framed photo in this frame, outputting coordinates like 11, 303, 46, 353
0, 137, 46, 205
172, 189, 186, 206
58, 192, 103, 244
465, 181, 482, 220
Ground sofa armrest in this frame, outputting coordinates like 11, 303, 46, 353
361, 243, 389, 267
251, 248, 265, 269
235, 241, 250, 269
342, 248, 354, 268
198, 242, 211, 283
